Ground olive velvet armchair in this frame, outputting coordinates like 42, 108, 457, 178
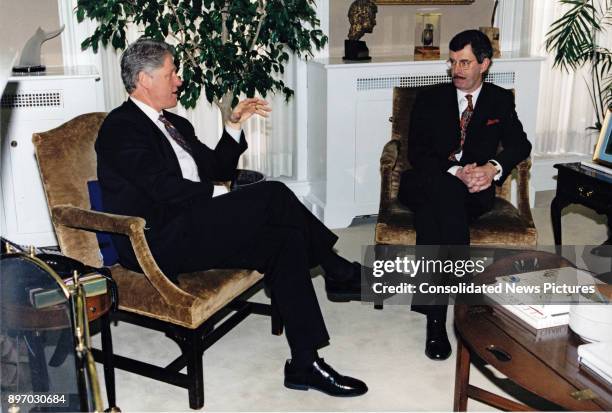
374, 86, 537, 310
33, 113, 280, 410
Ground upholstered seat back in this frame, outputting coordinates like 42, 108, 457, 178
389, 86, 512, 202
376, 86, 536, 247
33, 113, 107, 267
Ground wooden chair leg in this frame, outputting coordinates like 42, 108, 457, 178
100, 313, 120, 412
374, 244, 386, 310
176, 329, 205, 410
453, 335, 470, 412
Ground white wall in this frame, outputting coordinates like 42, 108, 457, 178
0, 0, 63, 67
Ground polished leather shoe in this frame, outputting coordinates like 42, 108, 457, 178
284, 358, 368, 397
425, 317, 452, 360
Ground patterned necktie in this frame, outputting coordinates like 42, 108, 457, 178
449, 94, 474, 161
158, 114, 192, 154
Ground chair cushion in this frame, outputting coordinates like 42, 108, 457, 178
110, 265, 264, 329
375, 197, 537, 247
87, 181, 119, 266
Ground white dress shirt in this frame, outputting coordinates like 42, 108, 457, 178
130, 97, 242, 196
447, 84, 502, 180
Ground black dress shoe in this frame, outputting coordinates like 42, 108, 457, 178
425, 317, 452, 360
284, 358, 368, 397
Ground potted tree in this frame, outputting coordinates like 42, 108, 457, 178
75, 0, 328, 122
545, 0, 612, 130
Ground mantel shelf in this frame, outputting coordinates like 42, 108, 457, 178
313, 53, 545, 69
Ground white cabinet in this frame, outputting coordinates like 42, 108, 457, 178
306, 54, 544, 228
0, 66, 105, 247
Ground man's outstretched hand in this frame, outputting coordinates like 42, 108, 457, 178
227, 98, 272, 128
456, 162, 497, 193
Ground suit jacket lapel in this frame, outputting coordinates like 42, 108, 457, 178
446, 84, 461, 149
467, 82, 490, 137
125, 99, 183, 173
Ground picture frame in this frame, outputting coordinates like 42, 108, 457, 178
376, 0, 474, 5
593, 109, 612, 167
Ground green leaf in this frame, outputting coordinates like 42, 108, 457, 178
75, 0, 328, 110
546, 0, 612, 129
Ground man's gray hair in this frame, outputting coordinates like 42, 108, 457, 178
120, 38, 174, 94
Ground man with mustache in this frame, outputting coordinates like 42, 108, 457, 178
397, 30, 531, 360
96, 38, 369, 396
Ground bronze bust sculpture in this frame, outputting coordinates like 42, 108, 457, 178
344, 0, 378, 61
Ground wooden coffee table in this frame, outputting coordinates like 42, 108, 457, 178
453, 251, 612, 411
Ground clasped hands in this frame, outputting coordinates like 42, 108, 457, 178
455, 163, 497, 193
227, 97, 272, 129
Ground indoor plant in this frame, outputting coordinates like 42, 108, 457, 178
75, 0, 328, 122
545, 0, 612, 130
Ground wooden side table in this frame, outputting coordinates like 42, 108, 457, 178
551, 162, 612, 246
453, 250, 612, 411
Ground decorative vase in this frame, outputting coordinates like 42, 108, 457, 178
422, 24, 434, 47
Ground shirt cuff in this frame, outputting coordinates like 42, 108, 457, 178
448, 165, 462, 176
488, 159, 503, 181
224, 125, 242, 143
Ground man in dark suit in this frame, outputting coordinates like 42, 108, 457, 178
398, 30, 532, 360
96, 38, 368, 396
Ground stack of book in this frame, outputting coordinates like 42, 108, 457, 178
484, 267, 590, 340
578, 341, 612, 385
29, 273, 108, 309
492, 304, 569, 340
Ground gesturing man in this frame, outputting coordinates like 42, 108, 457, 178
96, 38, 368, 396
398, 30, 532, 360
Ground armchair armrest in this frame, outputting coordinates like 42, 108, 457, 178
516, 158, 535, 226
52, 205, 145, 235
51, 205, 195, 305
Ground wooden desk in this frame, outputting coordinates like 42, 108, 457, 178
453, 251, 612, 411
551, 162, 612, 246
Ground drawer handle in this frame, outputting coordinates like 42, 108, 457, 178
485, 345, 512, 362
578, 186, 594, 197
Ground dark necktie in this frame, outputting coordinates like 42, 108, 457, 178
449, 94, 474, 161
158, 114, 192, 154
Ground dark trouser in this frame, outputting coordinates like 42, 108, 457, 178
398, 170, 494, 320
158, 181, 337, 353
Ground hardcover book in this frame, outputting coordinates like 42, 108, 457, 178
29, 274, 107, 309
485, 267, 601, 331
